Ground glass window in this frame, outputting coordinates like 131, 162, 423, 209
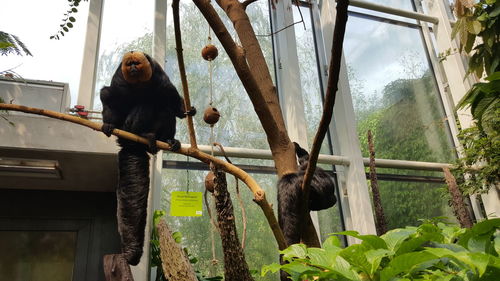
361, 0, 415, 11
0, 231, 77, 281
164, 0, 273, 150
160, 168, 279, 280
376, 180, 457, 229
0, 1, 89, 106
293, 4, 344, 241
93, 0, 155, 110
344, 15, 455, 164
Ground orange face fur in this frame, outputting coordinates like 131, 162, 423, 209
121, 51, 153, 84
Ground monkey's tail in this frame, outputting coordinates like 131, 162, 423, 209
117, 145, 150, 266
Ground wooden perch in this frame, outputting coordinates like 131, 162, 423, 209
0, 103, 286, 250
172, 0, 197, 148
299, 0, 350, 243
157, 219, 198, 281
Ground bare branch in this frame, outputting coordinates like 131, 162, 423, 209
172, 0, 197, 148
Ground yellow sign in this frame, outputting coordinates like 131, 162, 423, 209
169, 191, 203, 217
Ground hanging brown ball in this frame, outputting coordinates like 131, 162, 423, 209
202, 44, 218, 61
203, 106, 221, 125
205, 171, 216, 193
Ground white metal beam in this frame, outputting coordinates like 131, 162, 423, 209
77, 0, 104, 109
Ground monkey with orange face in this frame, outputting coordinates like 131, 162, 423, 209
100, 51, 195, 265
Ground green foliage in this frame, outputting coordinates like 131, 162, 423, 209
451, 0, 500, 79
50, 0, 88, 40
450, 0, 500, 201
457, 72, 500, 139
262, 219, 500, 281
452, 0, 500, 137
0, 31, 32, 56
452, 126, 500, 196
150, 210, 222, 281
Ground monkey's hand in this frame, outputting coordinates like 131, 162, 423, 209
144, 133, 159, 154
166, 139, 181, 151
184, 106, 196, 117
101, 123, 115, 137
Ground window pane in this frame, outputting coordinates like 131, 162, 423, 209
160, 168, 279, 280
293, 6, 344, 238
293, 7, 328, 152
0, 231, 77, 281
93, 0, 154, 110
0, 1, 89, 106
164, 1, 273, 150
377, 181, 457, 229
361, 0, 415, 11
344, 16, 455, 163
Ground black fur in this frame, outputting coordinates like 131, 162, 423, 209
100, 52, 192, 265
277, 142, 337, 246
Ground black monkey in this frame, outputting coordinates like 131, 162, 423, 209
100, 51, 195, 266
277, 142, 337, 246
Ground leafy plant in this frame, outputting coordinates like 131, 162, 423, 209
450, 0, 500, 199
451, 0, 500, 137
0, 31, 32, 56
150, 210, 222, 281
50, 0, 88, 40
262, 218, 500, 280
453, 126, 500, 196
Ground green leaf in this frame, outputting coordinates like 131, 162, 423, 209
365, 248, 391, 275
466, 20, 482, 35
261, 263, 282, 276
69, 16, 76, 22
469, 252, 490, 276
494, 233, 500, 255
63, 27, 69, 32
489, 5, 500, 17
281, 244, 308, 261
332, 255, 362, 280
335, 231, 388, 249
471, 218, 500, 236
468, 233, 491, 253
72, 7, 78, 12
340, 244, 372, 274
451, 17, 464, 40
67, 22, 74, 28
307, 247, 334, 268
172, 231, 182, 243
381, 228, 416, 252
485, 72, 500, 82
380, 251, 438, 281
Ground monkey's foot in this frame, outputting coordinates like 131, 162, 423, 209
101, 123, 115, 137
184, 106, 197, 117
144, 133, 159, 154
166, 139, 181, 151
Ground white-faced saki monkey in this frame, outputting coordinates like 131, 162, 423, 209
277, 142, 337, 246
100, 51, 195, 265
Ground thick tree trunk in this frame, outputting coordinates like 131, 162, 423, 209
212, 167, 254, 281
103, 254, 134, 281
157, 220, 198, 281
443, 167, 473, 228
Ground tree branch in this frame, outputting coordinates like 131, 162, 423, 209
172, 0, 197, 149
0, 103, 286, 250
193, 0, 297, 177
299, 0, 350, 238
242, 0, 259, 10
